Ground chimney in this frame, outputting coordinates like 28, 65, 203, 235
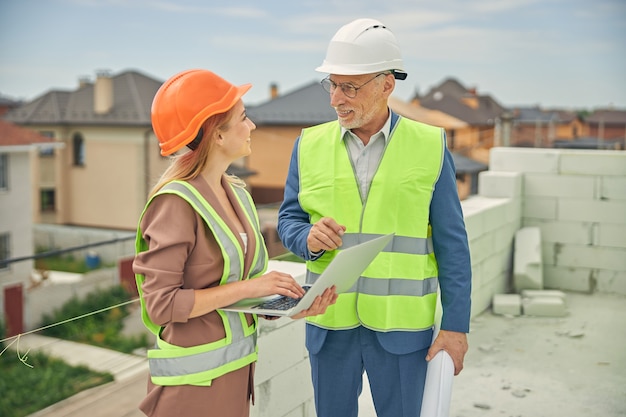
461, 95, 479, 109
78, 76, 91, 89
411, 87, 420, 106
94, 69, 113, 114
270, 83, 278, 99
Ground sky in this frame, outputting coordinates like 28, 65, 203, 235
0, 0, 625, 110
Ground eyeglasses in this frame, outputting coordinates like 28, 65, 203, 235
320, 73, 387, 98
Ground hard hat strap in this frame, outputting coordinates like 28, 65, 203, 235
187, 128, 203, 151
393, 70, 407, 80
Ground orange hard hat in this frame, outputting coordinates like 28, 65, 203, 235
151, 69, 252, 156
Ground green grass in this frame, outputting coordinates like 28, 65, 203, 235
0, 350, 113, 417
0, 285, 148, 416
39, 285, 149, 354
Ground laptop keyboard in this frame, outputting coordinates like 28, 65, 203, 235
253, 286, 311, 311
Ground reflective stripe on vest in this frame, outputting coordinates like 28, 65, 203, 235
134, 180, 267, 386
298, 118, 444, 331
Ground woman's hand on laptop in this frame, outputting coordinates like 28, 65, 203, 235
291, 286, 338, 319
245, 271, 306, 299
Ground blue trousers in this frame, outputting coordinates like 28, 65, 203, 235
307, 325, 429, 417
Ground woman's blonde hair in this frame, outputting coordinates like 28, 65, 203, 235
149, 107, 245, 199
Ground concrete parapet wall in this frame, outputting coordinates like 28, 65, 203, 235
251, 261, 313, 417
488, 147, 626, 295
34, 224, 135, 266
24, 268, 118, 330
462, 172, 522, 316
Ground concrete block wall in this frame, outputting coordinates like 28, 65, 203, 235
462, 171, 522, 317
24, 268, 119, 330
34, 224, 135, 266
252, 260, 313, 417
489, 147, 626, 295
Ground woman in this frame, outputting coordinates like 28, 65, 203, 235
133, 69, 337, 417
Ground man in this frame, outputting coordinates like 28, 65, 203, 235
277, 18, 471, 417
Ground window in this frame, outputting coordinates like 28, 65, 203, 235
73, 133, 85, 166
39, 146, 55, 157
0, 153, 8, 191
0, 233, 10, 270
41, 189, 56, 212
38, 131, 55, 157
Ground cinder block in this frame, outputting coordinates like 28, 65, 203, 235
558, 199, 626, 224
522, 196, 558, 220
489, 147, 560, 173
255, 360, 313, 417
560, 150, 626, 176
522, 296, 567, 317
543, 265, 593, 292
514, 227, 544, 292
520, 289, 567, 306
524, 173, 595, 199
478, 171, 522, 198
601, 176, 626, 200
256, 320, 306, 385
492, 294, 522, 316
595, 269, 626, 296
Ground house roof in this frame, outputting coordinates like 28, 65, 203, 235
585, 109, 626, 125
451, 152, 488, 174
553, 137, 624, 150
512, 106, 579, 124
247, 81, 337, 125
417, 77, 507, 125
247, 80, 469, 130
0, 119, 56, 146
2, 70, 162, 127
388, 96, 467, 130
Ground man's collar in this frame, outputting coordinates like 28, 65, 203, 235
340, 108, 393, 143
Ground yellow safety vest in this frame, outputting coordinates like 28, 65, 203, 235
298, 118, 444, 331
135, 180, 267, 386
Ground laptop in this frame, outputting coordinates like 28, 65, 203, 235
222, 233, 394, 317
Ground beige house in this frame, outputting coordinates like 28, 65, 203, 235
2, 71, 495, 233
3, 70, 168, 230
412, 78, 509, 165
0, 120, 60, 334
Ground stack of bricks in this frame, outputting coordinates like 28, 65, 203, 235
492, 227, 568, 317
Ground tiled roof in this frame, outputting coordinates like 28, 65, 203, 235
512, 107, 579, 124
247, 81, 336, 126
585, 109, 626, 124
418, 77, 507, 125
247, 80, 469, 130
2, 70, 162, 126
553, 137, 624, 149
388, 96, 467, 129
451, 152, 488, 174
0, 119, 56, 146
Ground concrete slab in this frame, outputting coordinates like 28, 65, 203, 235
13, 292, 626, 417
514, 227, 544, 292
492, 293, 522, 316
522, 296, 568, 317
521, 289, 567, 305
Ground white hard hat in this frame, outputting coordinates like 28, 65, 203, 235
316, 18, 407, 80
